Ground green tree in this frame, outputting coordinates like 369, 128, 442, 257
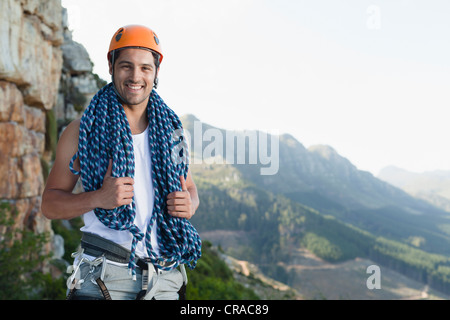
186, 241, 259, 300
0, 202, 65, 299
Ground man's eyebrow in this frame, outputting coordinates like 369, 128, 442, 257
117, 60, 154, 67
117, 60, 132, 65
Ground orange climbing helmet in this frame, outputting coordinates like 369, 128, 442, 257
107, 25, 163, 64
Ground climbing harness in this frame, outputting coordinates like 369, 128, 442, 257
66, 249, 110, 300
66, 232, 188, 300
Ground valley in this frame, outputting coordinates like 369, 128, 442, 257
203, 230, 450, 300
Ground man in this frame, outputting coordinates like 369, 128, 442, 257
42, 25, 201, 300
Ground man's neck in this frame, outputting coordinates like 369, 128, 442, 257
123, 103, 149, 135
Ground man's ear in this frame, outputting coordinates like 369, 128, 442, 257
153, 67, 160, 88
108, 60, 113, 75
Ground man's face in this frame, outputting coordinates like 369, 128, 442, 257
109, 48, 157, 108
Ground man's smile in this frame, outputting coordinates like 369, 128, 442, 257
125, 83, 145, 92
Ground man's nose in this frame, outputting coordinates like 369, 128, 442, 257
130, 67, 142, 81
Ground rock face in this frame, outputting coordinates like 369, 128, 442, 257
0, 0, 63, 111
56, 7, 101, 124
0, 0, 63, 245
0, 0, 102, 259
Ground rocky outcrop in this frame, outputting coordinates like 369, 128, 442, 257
0, 0, 63, 246
0, 0, 103, 259
56, 8, 102, 124
0, 0, 63, 111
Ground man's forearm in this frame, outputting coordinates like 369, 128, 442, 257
41, 189, 101, 220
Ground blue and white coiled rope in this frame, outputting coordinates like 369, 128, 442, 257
69, 83, 201, 278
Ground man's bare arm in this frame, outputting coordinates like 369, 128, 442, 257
41, 119, 134, 220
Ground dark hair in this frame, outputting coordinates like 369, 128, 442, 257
110, 47, 161, 69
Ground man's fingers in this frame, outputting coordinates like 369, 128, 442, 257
167, 191, 189, 199
180, 175, 188, 191
118, 176, 134, 185
167, 206, 191, 218
105, 159, 112, 177
104, 160, 133, 184
167, 198, 188, 205
165, 176, 191, 218
167, 205, 189, 212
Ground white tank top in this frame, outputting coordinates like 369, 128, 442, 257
80, 125, 160, 258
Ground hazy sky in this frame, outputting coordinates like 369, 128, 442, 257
61, 0, 450, 176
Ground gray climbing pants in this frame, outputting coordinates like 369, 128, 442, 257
66, 257, 184, 300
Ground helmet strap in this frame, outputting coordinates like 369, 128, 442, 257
153, 71, 159, 89
110, 50, 129, 103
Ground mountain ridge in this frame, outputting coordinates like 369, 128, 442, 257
181, 113, 446, 217
378, 165, 450, 213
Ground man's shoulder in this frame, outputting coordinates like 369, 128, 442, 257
67, 118, 81, 130
58, 118, 81, 147
62, 118, 81, 136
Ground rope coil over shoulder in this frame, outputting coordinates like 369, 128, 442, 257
69, 83, 201, 278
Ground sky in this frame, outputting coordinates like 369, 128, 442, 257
61, 0, 450, 176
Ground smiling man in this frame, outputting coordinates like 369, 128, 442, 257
41, 25, 202, 300
111, 48, 159, 133
114, 49, 155, 103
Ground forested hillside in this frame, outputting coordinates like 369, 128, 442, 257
189, 163, 450, 295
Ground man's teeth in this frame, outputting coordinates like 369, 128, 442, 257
127, 85, 142, 89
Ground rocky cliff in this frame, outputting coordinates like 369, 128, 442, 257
0, 0, 102, 259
